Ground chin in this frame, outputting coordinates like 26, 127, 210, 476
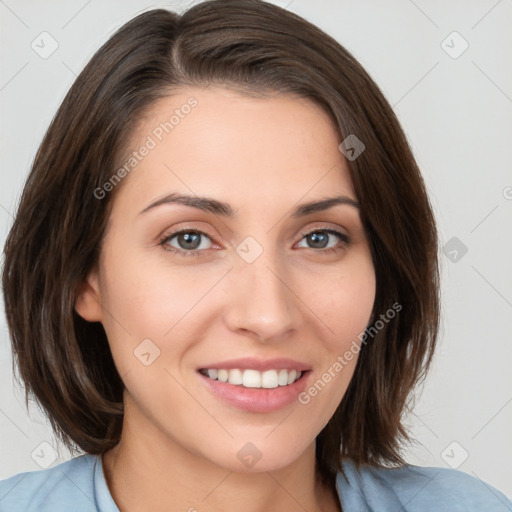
221, 436, 313, 474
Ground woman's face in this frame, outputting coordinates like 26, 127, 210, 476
78, 86, 376, 472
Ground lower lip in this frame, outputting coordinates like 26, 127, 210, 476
197, 371, 311, 413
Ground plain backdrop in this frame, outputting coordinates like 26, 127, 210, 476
1, 0, 511, 500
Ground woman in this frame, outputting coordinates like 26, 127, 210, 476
1, 1, 510, 510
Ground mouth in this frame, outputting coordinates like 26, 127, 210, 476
196, 359, 312, 413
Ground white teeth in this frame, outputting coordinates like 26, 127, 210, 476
201, 368, 303, 388
242, 369, 261, 388
228, 369, 243, 385
261, 370, 278, 388
278, 369, 289, 386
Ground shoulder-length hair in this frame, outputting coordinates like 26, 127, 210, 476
2, 0, 439, 484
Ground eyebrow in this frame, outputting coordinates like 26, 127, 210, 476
138, 193, 360, 218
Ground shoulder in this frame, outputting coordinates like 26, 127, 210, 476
337, 458, 512, 511
0, 454, 106, 512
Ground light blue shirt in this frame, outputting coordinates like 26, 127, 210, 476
1, 454, 511, 511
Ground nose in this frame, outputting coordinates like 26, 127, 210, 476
223, 252, 300, 342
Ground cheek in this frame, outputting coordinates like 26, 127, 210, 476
298, 270, 375, 422
310, 257, 376, 349
101, 247, 213, 331
293, 255, 375, 399
98, 249, 246, 388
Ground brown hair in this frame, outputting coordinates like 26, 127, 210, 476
2, 0, 439, 485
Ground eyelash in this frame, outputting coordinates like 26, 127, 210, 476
158, 227, 350, 258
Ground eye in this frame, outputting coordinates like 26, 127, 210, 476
159, 229, 215, 257
296, 228, 350, 253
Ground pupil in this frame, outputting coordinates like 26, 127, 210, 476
309, 232, 327, 249
179, 232, 200, 250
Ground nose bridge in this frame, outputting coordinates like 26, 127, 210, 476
224, 238, 297, 340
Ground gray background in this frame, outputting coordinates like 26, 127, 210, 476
1, 0, 511, 500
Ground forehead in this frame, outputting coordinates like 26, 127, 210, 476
113, 86, 356, 213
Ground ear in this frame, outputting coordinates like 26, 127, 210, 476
75, 270, 103, 322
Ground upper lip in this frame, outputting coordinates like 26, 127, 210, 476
197, 357, 311, 372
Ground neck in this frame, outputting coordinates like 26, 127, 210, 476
102, 398, 341, 512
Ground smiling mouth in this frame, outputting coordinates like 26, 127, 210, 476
198, 368, 308, 389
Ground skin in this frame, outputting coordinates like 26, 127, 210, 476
76, 86, 376, 512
